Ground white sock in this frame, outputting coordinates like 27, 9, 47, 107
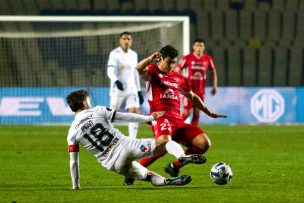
128, 122, 138, 138
150, 173, 166, 186
165, 140, 185, 158
131, 161, 148, 179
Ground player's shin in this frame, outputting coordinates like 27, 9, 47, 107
165, 140, 185, 158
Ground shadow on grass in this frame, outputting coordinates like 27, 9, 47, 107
0, 183, 251, 191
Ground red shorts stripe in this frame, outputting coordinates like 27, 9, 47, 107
68, 145, 79, 152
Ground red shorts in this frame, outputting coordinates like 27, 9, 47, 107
182, 93, 205, 110
151, 116, 205, 147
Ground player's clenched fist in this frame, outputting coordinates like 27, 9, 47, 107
149, 52, 162, 62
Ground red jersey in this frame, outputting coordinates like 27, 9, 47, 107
177, 53, 215, 95
141, 64, 191, 118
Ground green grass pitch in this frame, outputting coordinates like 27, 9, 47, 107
0, 125, 303, 202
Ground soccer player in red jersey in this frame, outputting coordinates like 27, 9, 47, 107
175, 39, 218, 126
135, 45, 226, 179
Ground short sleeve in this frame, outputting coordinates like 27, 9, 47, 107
135, 52, 138, 63
208, 56, 216, 72
180, 75, 192, 95
67, 128, 77, 145
141, 64, 154, 81
177, 55, 187, 69
95, 106, 116, 122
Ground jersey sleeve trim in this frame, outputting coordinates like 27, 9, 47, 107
68, 144, 79, 152
111, 110, 116, 122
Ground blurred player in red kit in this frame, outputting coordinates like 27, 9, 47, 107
175, 39, 218, 126
124, 45, 226, 184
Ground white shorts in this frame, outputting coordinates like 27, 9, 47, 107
110, 93, 139, 110
106, 137, 156, 178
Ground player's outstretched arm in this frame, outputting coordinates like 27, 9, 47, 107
114, 111, 164, 123
185, 91, 227, 118
211, 70, 218, 96
136, 52, 162, 75
69, 145, 80, 189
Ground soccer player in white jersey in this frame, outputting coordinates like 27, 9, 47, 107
66, 89, 206, 189
107, 31, 143, 139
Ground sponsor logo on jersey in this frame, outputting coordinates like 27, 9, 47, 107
75, 114, 93, 129
191, 72, 203, 80
161, 80, 178, 88
140, 144, 148, 152
192, 65, 204, 70
160, 88, 178, 100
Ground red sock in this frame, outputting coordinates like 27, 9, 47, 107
172, 146, 204, 169
139, 153, 166, 167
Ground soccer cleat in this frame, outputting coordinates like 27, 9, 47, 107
123, 177, 135, 186
164, 163, 180, 177
178, 154, 207, 165
165, 175, 192, 186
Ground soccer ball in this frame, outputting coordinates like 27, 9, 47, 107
210, 162, 233, 185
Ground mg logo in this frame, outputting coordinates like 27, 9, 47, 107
250, 90, 285, 122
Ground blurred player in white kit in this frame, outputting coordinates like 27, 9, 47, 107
107, 31, 144, 139
66, 89, 200, 189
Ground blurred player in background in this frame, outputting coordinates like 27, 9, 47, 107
66, 89, 196, 189
135, 45, 226, 180
107, 31, 144, 139
175, 39, 218, 126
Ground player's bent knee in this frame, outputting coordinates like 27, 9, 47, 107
155, 138, 167, 146
193, 134, 211, 151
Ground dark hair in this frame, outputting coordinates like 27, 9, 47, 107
159, 45, 178, 59
120, 31, 132, 37
66, 89, 89, 112
193, 38, 205, 44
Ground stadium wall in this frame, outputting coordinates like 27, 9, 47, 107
0, 87, 303, 124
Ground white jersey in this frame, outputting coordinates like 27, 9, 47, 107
67, 106, 153, 169
107, 47, 140, 95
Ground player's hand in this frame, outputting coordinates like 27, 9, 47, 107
151, 111, 164, 120
138, 91, 144, 105
149, 52, 162, 62
210, 112, 227, 118
115, 80, 124, 91
211, 87, 217, 96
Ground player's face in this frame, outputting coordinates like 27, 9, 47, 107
119, 34, 132, 51
160, 57, 177, 73
193, 42, 205, 55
